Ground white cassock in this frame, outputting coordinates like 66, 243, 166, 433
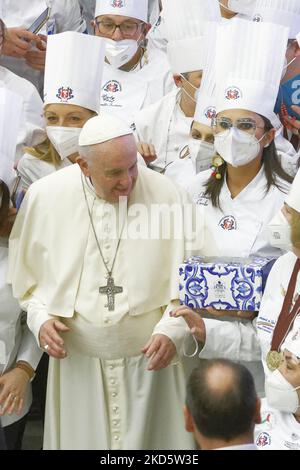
134, 89, 192, 168
0, 0, 86, 93
8, 164, 202, 450
256, 251, 300, 377
186, 167, 291, 396
100, 49, 175, 128
0, 238, 42, 428
255, 398, 300, 450
0, 67, 45, 161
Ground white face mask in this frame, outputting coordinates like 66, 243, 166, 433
265, 369, 300, 413
105, 38, 138, 69
214, 127, 266, 167
189, 138, 215, 173
180, 74, 199, 103
268, 210, 292, 251
46, 126, 81, 160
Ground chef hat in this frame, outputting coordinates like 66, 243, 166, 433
252, 0, 300, 39
194, 22, 219, 126
44, 32, 106, 113
79, 113, 133, 147
215, 18, 289, 125
227, 0, 256, 15
281, 317, 300, 358
285, 168, 300, 213
0, 89, 22, 188
95, 0, 148, 23
163, 0, 221, 74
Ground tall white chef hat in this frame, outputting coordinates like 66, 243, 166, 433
194, 22, 219, 126
252, 0, 300, 39
281, 317, 300, 358
226, 0, 256, 15
95, 0, 148, 23
162, 0, 221, 74
285, 168, 300, 213
0, 89, 22, 189
215, 18, 289, 126
79, 113, 133, 147
44, 32, 106, 113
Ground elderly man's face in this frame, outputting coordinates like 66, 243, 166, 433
78, 135, 139, 203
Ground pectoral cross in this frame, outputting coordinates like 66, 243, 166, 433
99, 276, 123, 311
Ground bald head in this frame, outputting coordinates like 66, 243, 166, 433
186, 359, 258, 441
77, 134, 138, 203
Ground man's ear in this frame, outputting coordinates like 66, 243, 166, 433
254, 398, 261, 425
76, 156, 91, 177
184, 405, 195, 433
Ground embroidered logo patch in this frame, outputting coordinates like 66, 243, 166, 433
218, 215, 237, 231
256, 432, 271, 447
225, 87, 242, 101
110, 0, 125, 7
56, 87, 74, 103
204, 106, 216, 120
103, 80, 122, 93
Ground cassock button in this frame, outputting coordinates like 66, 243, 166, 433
113, 419, 119, 426
110, 379, 116, 385
112, 392, 117, 398
114, 435, 120, 441
113, 406, 119, 413
104, 245, 110, 250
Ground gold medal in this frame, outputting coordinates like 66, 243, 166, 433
266, 350, 284, 371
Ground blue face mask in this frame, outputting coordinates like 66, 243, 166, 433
274, 74, 300, 119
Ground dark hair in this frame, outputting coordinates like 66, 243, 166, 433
204, 115, 293, 208
186, 359, 257, 441
0, 180, 10, 231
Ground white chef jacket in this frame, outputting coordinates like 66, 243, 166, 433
187, 166, 291, 396
255, 399, 300, 450
0, 66, 45, 161
189, 166, 290, 259
0, 238, 42, 427
17, 152, 71, 190
134, 88, 192, 168
0, 0, 87, 93
257, 251, 300, 376
100, 48, 174, 128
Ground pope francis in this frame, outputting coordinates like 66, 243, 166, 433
8, 114, 202, 450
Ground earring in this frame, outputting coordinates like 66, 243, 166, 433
211, 155, 224, 180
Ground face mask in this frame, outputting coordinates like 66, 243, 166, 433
214, 127, 266, 167
105, 38, 138, 69
189, 138, 215, 173
46, 126, 81, 160
275, 72, 300, 119
180, 74, 199, 103
268, 210, 292, 251
265, 369, 300, 413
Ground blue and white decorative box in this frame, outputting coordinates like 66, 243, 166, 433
179, 257, 275, 311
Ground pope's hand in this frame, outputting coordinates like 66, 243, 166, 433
137, 142, 157, 165
141, 334, 176, 371
39, 319, 70, 359
170, 306, 206, 343
2, 28, 40, 58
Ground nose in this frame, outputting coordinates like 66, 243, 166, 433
119, 172, 132, 188
111, 25, 123, 41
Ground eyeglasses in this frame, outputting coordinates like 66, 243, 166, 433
95, 20, 144, 38
212, 117, 265, 136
